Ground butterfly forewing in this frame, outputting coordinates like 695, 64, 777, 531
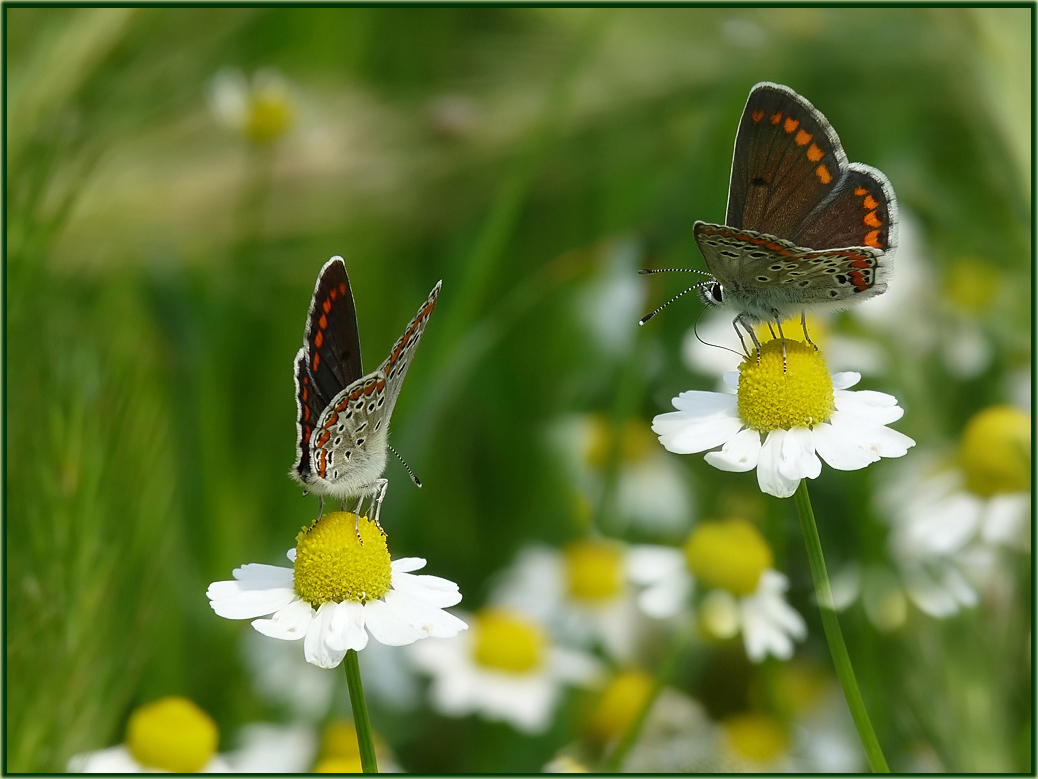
377, 280, 442, 415
727, 83, 849, 239
304, 258, 364, 403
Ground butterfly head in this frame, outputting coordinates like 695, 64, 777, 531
698, 279, 725, 308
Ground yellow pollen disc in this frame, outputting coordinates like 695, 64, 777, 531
684, 518, 773, 596
320, 720, 361, 760
293, 512, 392, 606
125, 696, 218, 773
737, 340, 834, 432
564, 539, 623, 602
245, 90, 294, 144
722, 713, 789, 763
585, 670, 654, 743
472, 609, 547, 674
959, 405, 1031, 496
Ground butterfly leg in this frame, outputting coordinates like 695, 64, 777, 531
736, 315, 763, 362
776, 320, 788, 373
371, 479, 389, 535
732, 317, 751, 356
800, 312, 818, 351
315, 495, 325, 521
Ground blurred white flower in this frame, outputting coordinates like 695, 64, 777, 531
208, 67, 295, 145
409, 609, 602, 734
654, 343, 915, 499
68, 697, 229, 773
576, 237, 648, 359
551, 413, 693, 535
629, 519, 806, 663
623, 689, 728, 772
224, 724, 317, 773
489, 541, 647, 663
207, 513, 466, 669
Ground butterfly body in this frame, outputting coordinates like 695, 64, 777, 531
642, 82, 897, 340
291, 256, 440, 512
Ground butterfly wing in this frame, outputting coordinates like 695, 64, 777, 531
377, 280, 442, 417
292, 256, 364, 485
791, 164, 898, 255
726, 83, 849, 241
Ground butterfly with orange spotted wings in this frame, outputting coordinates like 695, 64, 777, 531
639, 82, 898, 357
291, 256, 441, 531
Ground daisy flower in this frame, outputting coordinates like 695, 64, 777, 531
653, 339, 915, 499
207, 68, 295, 146
207, 512, 467, 670
489, 540, 649, 663
629, 519, 806, 662
68, 697, 230, 773
409, 608, 602, 734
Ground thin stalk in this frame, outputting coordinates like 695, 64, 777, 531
344, 649, 378, 773
793, 480, 890, 773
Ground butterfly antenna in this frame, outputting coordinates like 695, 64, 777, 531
637, 268, 712, 276
388, 444, 422, 488
638, 283, 705, 326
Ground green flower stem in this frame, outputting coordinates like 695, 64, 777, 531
793, 480, 890, 773
344, 649, 378, 773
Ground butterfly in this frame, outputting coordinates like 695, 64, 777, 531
640, 82, 898, 357
291, 256, 441, 530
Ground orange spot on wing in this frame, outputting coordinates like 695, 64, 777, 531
314, 331, 324, 348
319, 313, 328, 330
317, 431, 330, 447
815, 164, 832, 184
339, 282, 347, 295
863, 194, 879, 210
864, 211, 882, 228
325, 412, 339, 427
312, 352, 321, 371
795, 128, 812, 146
752, 109, 764, 122
318, 450, 327, 478
864, 230, 882, 249
770, 111, 782, 124
807, 143, 824, 162
854, 187, 868, 196
322, 299, 332, 314
850, 259, 872, 269
766, 242, 783, 251
849, 270, 869, 291
784, 117, 799, 133
330, 288, 338, 301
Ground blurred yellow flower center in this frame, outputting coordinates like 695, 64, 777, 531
943, 257, 999, 313
565, 540, 623, 602
959, 405, 1031, 496
737, 340, 834, 432
697, 589, 740, 640
585, 670, 654, 743
314, 756, 363, 773
293, 513, 391, 606
320, 720, 361, 760
472, 609, 547, 673
684, 518, 773, 596
246, 89, 294, 144
125, 696, 217, 773
772, 661, 829, 718
722, 713, 789, 763
586, 416, 656, 468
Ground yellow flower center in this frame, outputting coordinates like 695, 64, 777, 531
472, 609, 547, 673
125, 696, 218, 773
737, 340, 834, 432
564, 539, 623, 602
697, 589, 740, 640
959, 405, 1031, 496
585, 670, 654, 743
722, 713, 788, 763
943, 257, 1000, 313
314, 756, 363, 773
293, 513, 392, 606
772, 661, 829, 718
585, 415, 656, 468
684, 518, 773, 596
245, 89, 293, 145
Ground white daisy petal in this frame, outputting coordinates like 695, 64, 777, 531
704, 427, 762, 472
812, 418, 881, 470
671, 390, 739, 414
627, 545, 686, 585
392, 571, 464, 609
207, 572, 298, 620
637, 572, 693, 619
366, 591, 467, 645
756, 429, 800, 498
830, 372, 861, 390
391, 557, 427, 574
652, 408, 745, 455
778, 427, 821, 481
324, 601, 367, 652
835, 390, 904, 425
252, 598, 313, 640
305, 602, 362, 668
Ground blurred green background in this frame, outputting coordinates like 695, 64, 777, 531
6, 6, 1031, 773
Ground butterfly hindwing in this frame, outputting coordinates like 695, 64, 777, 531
726, 83, 848, 240
292, 347, 326, 482
791, 164, 898, 254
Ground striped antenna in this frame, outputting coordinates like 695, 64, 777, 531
388, 444, 422, 488
638, 283, 710, 326
638, 267, 712, 276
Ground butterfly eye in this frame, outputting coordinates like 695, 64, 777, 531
710, 283, 725, 303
